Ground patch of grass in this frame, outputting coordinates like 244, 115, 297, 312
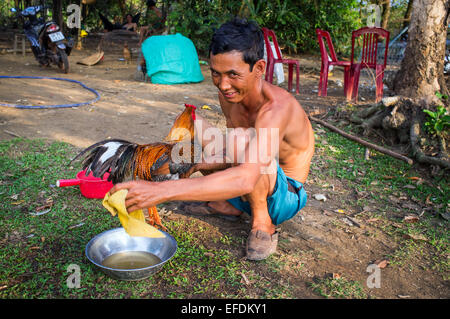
1, 138, 279, 298
314, 128, 449, 213
309, 276, 368, 299
312, 126, 449, 265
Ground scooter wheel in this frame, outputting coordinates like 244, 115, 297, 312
58, 48, 70, 74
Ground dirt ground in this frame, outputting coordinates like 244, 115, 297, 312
0, 37, 448, 299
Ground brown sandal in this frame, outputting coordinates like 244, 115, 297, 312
246, 230, 279, 261
180, 202, 241, 222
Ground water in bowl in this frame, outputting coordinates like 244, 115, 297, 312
102, 251, 162, 269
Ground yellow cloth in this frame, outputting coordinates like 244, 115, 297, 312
102, 189, 164, 238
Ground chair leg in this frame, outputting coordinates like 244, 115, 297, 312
344, 66, 351, 99
321, 62, 329, 97
265, 61, 271, 82
351, 65, 362, 102
288, 64, 293, 92
295, 63, 300, 94
318, 65, 324, 96
268, 63, 275, 84
375, 66, 384, 103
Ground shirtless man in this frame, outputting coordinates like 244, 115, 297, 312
110, 18, 315, 260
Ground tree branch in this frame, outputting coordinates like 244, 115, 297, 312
309, 116, 414, 165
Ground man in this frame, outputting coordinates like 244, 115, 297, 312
110, 18, 315, 260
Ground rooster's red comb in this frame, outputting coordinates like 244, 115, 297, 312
184, 103, 197, 121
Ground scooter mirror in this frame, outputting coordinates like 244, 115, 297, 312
10, 8, 17, 13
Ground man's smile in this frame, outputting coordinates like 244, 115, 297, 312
222, 91, 238, 99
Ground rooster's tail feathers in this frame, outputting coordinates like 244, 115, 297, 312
71, 139, 137, 183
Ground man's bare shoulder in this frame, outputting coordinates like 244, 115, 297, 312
259, 82, 304, 119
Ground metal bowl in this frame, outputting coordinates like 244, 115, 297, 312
85, 227, 177, 281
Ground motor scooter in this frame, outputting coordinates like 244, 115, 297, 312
11, 6, 73, 73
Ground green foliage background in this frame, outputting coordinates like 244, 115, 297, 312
1, 0, 413, 57
166, 0, 364, 56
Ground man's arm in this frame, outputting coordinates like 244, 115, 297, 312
112, 103, 289, 212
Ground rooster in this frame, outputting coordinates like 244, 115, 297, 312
123, 42, 132, 64
71, 104, 198, 230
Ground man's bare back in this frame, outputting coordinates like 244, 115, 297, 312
219, 81, 314, 183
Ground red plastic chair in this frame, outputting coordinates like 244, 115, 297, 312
349, 27, 390, 102
261, 27, 300, 94
315, 28, 351, 97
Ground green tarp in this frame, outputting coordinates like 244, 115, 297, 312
141, 33, 204, 84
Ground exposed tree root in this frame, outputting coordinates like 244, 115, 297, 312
309, 115, 414, 164
319, 96, 450, 169
410, 119, 450, 169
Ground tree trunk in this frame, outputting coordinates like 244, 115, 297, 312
381, 0, 391, 30
403, 0, 414, 29
52, 0, 63, 32
393, 0, 450, 104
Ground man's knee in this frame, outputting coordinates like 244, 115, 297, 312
244, 169, 276, 202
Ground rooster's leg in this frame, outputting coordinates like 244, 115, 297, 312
147, 206, 167, 231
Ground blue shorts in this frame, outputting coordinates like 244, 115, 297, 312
227, 163, 307, 225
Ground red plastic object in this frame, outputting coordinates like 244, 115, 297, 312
57, 170, 113, 199
315, 29, 351, 97
349, 27, 390, 102
261, 27, 300, 94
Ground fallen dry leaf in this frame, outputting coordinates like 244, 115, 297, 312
401, 202, 421, 210
36, 203, 53, 212
403, 233, 428, 242
11, 200, 25, 205
403, 215, 419, 223
241, 273, 250, 285
374, 259, 389, 269
322, 210, 333, 216
367, 218, 379, 223
332, 273, 341, 279
328, 145, 338, 153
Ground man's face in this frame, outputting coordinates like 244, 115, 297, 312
209, 50, 264, 104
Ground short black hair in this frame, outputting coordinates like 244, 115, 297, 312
209, 18, 264, 71
147, 0, 156, 8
